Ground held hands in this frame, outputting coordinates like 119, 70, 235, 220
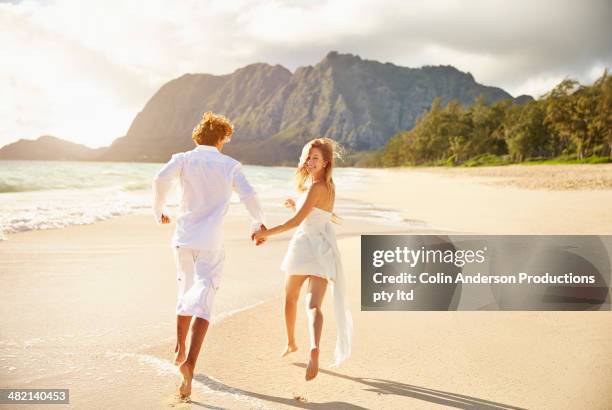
251, 224, 267, 246
160, 214, 171, 224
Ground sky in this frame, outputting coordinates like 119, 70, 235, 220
1, 0, 611, 148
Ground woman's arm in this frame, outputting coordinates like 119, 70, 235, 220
254, 183, 325, 240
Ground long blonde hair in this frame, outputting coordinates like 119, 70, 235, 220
295, 137, 341, 192
295, 138, 342, 223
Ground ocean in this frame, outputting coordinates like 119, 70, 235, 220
0, 160, 404, 239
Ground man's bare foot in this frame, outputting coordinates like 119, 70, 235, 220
305, 348, 319, 381
281, 342, 298, 357
174, 348, 186, 366
178, 361, 193, 399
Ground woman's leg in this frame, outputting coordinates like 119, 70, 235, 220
282, 275, 308, 356
305, 276, 328, 381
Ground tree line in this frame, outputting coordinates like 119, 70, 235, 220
371, 70, 611, 167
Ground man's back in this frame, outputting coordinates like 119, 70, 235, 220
153, 144, 263, 250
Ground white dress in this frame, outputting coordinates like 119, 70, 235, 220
280, 194, 353, 366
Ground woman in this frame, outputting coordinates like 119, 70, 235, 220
252, 137, 352, 381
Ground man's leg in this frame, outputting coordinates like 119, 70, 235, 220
178, 317, 209, 398
174, 247, 196, 366
177, 248, 222, 399
174, 315, 191, 365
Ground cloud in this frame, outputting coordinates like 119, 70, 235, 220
1, 0, 610, 148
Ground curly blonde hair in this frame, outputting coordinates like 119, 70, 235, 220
192, 111, 234, 146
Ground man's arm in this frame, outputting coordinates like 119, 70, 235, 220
152, 153, 184, 224
232, 164, 266, 232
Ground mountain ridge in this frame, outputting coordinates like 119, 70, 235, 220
1, 52, 532, 164
0, 136, 107, 161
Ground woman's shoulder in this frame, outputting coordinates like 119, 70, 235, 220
309, 181, 335, 210
307, 181, 331, 197
309, 180, 331, 190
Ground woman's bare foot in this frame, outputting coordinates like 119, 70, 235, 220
305, 348, 319, 381
281, 342, 298, 357
178, 361, 193, 399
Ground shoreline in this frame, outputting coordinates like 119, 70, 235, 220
3, 163, 612, 239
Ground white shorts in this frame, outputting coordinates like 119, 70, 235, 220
173, 246, 225, 321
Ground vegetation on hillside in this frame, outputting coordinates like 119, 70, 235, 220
368, 71, 611, 167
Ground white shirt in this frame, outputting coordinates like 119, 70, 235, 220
153, 145, 265, 250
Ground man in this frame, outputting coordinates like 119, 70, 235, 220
152, 111, 265, 399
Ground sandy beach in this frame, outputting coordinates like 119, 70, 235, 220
347, 164, 612, 234
1, 164, 611, 409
